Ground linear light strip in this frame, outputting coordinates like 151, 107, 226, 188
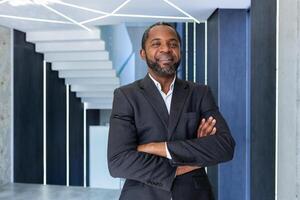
163, 0, 200, 23
66, 84, 70, 186
10, 28, 14, 183
0, 14, 72, 24
204, 21, 207, 85
185, 22, 188, 81
43, 60, 47, 185
40, 3, 91, 31
275, 0, 279, 197
1, 1, 200, 26
111, 13, 192, 20
83, 104, 87, 187
80, 0, 131, 24
193, 22, 196, 82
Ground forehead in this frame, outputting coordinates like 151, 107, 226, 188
147, 25, 179, 41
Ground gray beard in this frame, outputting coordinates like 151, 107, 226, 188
145, 55, 180, 77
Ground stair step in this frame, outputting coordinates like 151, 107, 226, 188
76, 91, 114, 98
71, 84, 118, 92
81, 97, 113, 104
86, 102, 112, 109
44, 51, 109, 62
65, 77, 119, 85
52, 61, 113, 70
59, 69, 116, 78
35, 40, 105, 52
26, 29, 101, 42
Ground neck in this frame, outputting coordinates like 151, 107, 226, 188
148, 69, 175, 94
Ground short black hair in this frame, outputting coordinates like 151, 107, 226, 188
141, 22, 181, 50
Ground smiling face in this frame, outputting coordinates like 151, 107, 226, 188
140, 25, 181, 77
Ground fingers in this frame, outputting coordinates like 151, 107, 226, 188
197, 118, 205, 132
197, 116, 217, 138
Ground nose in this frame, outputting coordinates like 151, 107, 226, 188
159, 43, 171, 53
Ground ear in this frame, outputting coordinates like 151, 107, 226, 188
140, 49, 146, 61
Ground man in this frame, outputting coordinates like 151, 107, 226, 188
107, 22, 235, 200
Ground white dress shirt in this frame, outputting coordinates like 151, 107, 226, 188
148, 73, 175, 160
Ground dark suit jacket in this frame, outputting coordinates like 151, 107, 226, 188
108, 74, 235, 200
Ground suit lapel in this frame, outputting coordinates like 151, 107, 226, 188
168, 78, 190, 139
138, 75, 169, 129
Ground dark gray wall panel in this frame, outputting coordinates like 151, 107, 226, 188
69, 90, 84, 186
195, 23, 205, 84
13, 30, 43, 183
250, 0, 276, 199
187, 23, 194, 81
46, 64, 66, 185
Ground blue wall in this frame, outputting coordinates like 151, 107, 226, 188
207, 9, 250, 200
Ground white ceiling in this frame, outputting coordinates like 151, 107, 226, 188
0, 0, 250, 31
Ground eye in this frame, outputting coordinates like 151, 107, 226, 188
170, 43, 179, 48
151, 42, 160, 47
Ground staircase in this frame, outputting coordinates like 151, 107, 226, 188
26, 29, 120, 109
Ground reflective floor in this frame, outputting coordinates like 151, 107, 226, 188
0, 183, 121, 200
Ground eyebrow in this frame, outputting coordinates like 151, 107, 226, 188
150, 38, 179, 43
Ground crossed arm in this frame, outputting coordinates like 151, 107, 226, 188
108, 87, 235, 191
137, 117, 217, 176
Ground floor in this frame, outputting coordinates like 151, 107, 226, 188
0, 183, 121, 200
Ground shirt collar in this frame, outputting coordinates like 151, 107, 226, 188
148, 73, 176, 93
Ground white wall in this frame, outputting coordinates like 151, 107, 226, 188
277, 0, 300, 199
0, 25, 12, 186
89, 126, 121, 189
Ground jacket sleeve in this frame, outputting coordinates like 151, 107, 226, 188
107, 88, 177, 191
167, 86, 235, 167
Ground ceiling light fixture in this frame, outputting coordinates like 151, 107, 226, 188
9, 0, 60, 6
0, 0, 201, 31
111, 13, 192, 20
39, 2, 92, 31
163, 0, 200, 23
80, 0, 131, 25
0, 14, 72, 24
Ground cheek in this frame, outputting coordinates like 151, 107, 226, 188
173, 50, 180, 60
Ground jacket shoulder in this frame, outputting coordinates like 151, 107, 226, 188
114, 79, 142, 96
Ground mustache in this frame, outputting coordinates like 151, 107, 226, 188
155, 53, 174, 61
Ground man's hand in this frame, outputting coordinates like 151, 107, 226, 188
137, 116, 217, 176
197, 116, 217, 138
176, 116, 217, 176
